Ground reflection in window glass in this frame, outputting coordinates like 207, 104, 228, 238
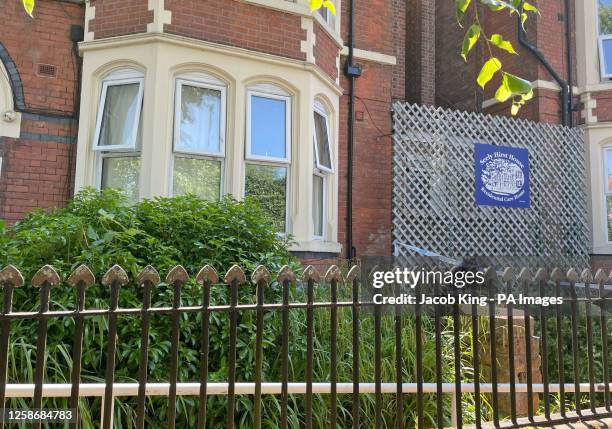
99, 83, 140, 148
601, 0, 612, 35
177, 85, 222, 154
173, 157, 221, 201
101, 156, 140, 203
608, 196, 612, 241
607, 150, 612, 192
313, 175, 324, 237
602, 39, 612, 76
250, 95, 286, 159
314, 111, 332, 169
245, 164, 287, 232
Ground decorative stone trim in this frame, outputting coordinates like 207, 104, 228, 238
300, 17, 315, 63
84, 1, 95, 42
580, 92, 597, 124
0, 43, 25, 111
147, 0, 172, 33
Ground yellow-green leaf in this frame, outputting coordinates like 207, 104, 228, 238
495, 81, 512, 102
310, 0, 323, 12
522, 2, 539, 14
521, 90, 534, 101
22, 0, 34, 17
323, 0, 336, 15
455, 0, 472, 23
504, 72, 532, 93
510, 103, 520, 116
477, 57, 502, 89
461, 24, 481, 61
521, 12, 528, 29
490, 34, 517, 55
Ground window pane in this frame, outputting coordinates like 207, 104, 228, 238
607, 150, 612, 192
99, 83, 140, 147
101, 156, 140, 203
601, 0, 612, 35
177, 85, 222, 153
313, 175, 324, 237
173, 157, 221, 201
245, 164, 287, 232
250, 95, 287, 159
602, 39, 612, 76
608, 196, 612, 241
314, 111, 332, 169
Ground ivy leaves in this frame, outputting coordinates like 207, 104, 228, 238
456, 0, 538, 115
21, 0, 34, 17
310, 0, 336, 16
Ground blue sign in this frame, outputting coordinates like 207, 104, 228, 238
474, 143, 530, 208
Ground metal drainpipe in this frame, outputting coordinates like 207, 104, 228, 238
517, 2, 571, 126
345, 0, 362, 260
564, 0, 574, 127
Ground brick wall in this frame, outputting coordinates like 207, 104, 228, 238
0, 0, 83, 222
314, 23, 339, 81
406, 0, 435, 105
164, 0, 307, 61
391, 0, 405, 100
434, 0, 574, 124
90, 0, 152, 39
0, 136, 76, 222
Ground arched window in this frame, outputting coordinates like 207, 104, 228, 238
244, 83, 292, 233
312, 99, 333, 239
171, 72, 227, 201
604, 145, 612, 242
93, 68, 144, 203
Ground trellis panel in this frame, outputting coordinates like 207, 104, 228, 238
392, 102, 589, 270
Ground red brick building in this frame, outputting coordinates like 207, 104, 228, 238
0, 0, 608, 268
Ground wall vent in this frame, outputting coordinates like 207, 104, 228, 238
37, 64, 57, 78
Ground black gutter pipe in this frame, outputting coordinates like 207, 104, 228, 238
517, 1, 571, 126
564, 0, 574, 127
344, 0, 361, 260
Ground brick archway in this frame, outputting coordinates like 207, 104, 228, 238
0, 42, 25, 111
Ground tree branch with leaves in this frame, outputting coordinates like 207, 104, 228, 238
458, 0, 539, 115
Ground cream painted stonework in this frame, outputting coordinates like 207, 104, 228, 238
0, 61, 21, 139
76, 33, 342, 254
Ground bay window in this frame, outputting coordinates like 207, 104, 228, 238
312, 101, 333, 239
172, 76, 226, 200
93, 69, 144, 202
244, 86, 291, 232
599, 0, 612, 78
605, 147, 612, 241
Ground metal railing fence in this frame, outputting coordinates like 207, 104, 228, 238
0, 263, 610, 428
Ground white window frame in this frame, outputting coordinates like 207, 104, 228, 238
313, 103, 334, 173
604, 147, 612, 243
92, 74, 144, 152
599, 35, 612, 80
169, 153, 225, 199
313, 171, 326, 240
173, 78, 227, 158
245, 89, 292, 164
95, 151, 142, 193
317, 1, 335, 26
243, 161, 291, 234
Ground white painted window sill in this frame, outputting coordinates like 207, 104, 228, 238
288, 240, 342, 254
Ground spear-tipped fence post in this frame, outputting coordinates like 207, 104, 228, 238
196, 265, 218, 429
67, 265, 95, 429
224, 265, 246, 429
251, 265, 271, 429
301, 265, 320, 429
325, 265, 343, 428
31, 265, 60, 429
101, 265, 129, 429
135, 265, 161, 429
166, 265, 189, 429
0, 265, 23, 424
278, 265, 296, 429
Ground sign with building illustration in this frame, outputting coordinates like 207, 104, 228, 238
474, 143, 530, 208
